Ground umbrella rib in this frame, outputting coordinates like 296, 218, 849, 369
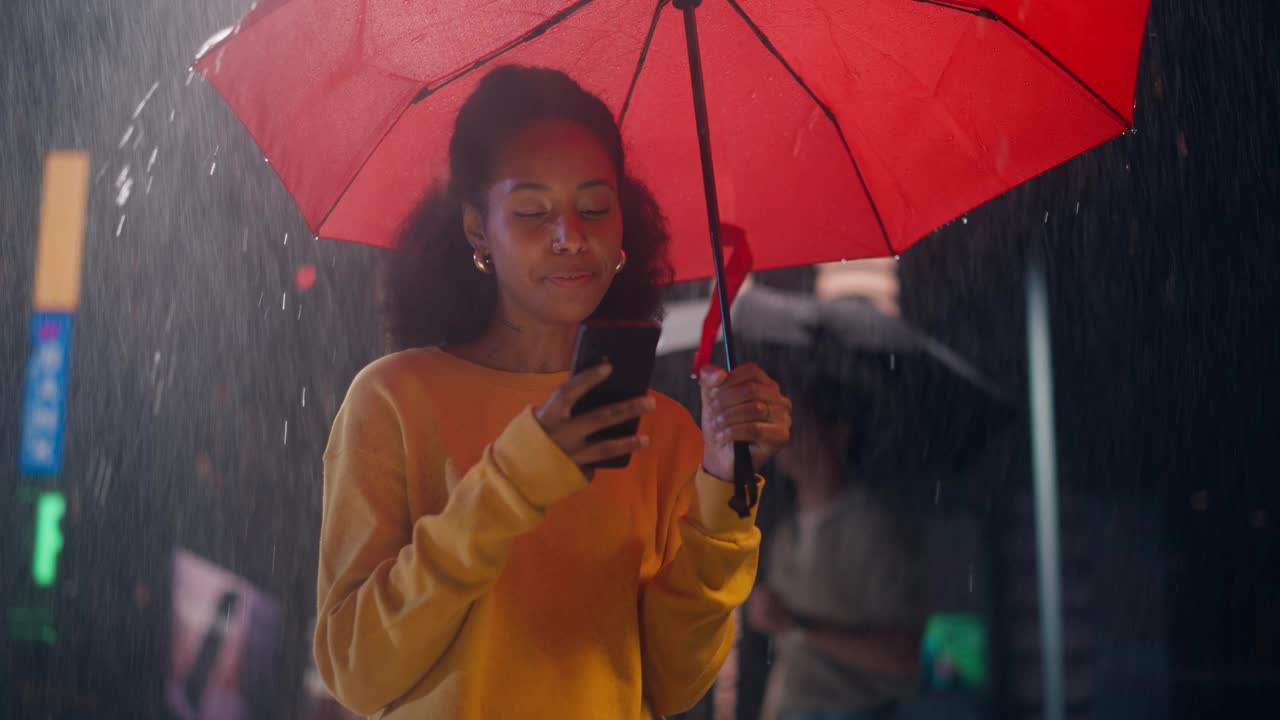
618, 0, 669, 130
911, 0, 1132, 128
410, 0, 600, 104
724, 0, 899, 259
318, 0, 600, 235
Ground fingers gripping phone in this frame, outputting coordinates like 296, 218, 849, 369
570, 320, 662, 469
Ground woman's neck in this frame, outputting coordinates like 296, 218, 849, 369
448, 307, 578, 374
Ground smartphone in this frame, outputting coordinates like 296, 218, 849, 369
570, 320, 662, 469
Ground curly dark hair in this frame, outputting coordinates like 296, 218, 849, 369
383, 65, 674, 350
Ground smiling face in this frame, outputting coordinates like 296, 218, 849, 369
464, 120, 625, 330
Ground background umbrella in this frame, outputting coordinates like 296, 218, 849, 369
655, 285, 1016, 478
196, 0, 1150, 516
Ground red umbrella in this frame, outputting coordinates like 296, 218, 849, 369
195, 0, 1149, 514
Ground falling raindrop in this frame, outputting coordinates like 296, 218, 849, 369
1043, 211, 1049, 224
301, 387, 307, 408
257, 291, 264, 308
146, 147, 159, 173
115, 215, 126, 237
118, 125, 135, 149
934, 479, 941, 505
168, 109, 175, 123
209, 161, 217, 176
145, 177, 153, 195
185, 69, 195, 86
297, 305, 303, 320
282, 420, 289, 446
1075, 201, 1080, 215
283, 232, 289, 245
281, 292, 287, 311
114, 166, 133, 207
968, 564, 974, 593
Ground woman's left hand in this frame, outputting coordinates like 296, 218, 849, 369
699, 363, 791, 482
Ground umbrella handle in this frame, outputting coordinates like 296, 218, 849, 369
726, 443, 758, 518
676, 0, 757, 519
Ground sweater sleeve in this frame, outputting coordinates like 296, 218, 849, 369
639, 405, 763, 716
314, 367, 586, 715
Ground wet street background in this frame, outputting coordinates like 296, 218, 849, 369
2, 0, 1278, 718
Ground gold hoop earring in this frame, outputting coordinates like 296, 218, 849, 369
614, 249, 627, 273
472, 249, 494, 274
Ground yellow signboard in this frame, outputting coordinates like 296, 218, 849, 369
33, 151, 90, 311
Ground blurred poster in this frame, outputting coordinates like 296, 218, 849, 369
166, 548, 282, 720
301, 615, 362, 720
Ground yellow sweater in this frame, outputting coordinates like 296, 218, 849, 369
315, 348, 763, 719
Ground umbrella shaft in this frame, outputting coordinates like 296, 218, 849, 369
678, 1, 756, 519
678, 2, 737, 371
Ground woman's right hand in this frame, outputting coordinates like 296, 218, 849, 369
534, 363, 656, 469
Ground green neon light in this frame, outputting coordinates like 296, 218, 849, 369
31, 492, 66, 587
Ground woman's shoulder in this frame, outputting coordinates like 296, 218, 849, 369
342, 347, 446, 407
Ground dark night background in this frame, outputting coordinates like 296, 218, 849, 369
2, 0, 1278, 718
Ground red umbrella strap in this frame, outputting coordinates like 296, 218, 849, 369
692, 223, 753, 377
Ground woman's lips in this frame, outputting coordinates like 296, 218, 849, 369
546, 272, 595, 288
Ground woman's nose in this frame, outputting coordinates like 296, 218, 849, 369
553, 214, 587, 254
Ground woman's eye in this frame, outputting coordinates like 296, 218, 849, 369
580, 207, 611, 218
513, 210, 547, 219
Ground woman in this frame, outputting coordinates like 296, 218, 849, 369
314, 65, 792, 720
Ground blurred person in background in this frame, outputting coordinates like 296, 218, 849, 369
747, 372, 926, 720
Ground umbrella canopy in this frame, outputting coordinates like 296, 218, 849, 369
195, 0, 1149, 281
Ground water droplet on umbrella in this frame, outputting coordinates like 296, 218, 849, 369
962, 217, 968, 224
893, 254, 901, 262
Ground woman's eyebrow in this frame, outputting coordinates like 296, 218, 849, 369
506, 179, 614, 193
